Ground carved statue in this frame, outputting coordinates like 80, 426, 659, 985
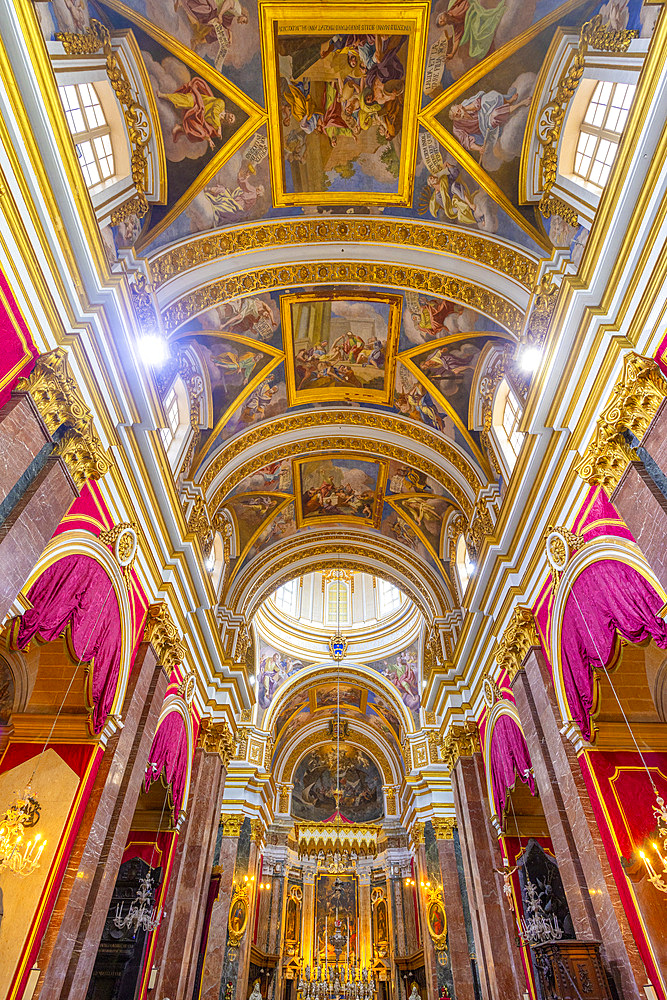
409, 985, 421, 1000
248, 981, 263, 1000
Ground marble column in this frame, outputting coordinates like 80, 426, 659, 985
450, 734, 526, 1000
236, 823, 262, 1000
412, 829, 438, 1000
0, 392, 77, 621
200, 816, 242, 1000
150, 739, 228, 1000
359, 872, 372, 969
34, 640, 169, 1000
432, 820, 475, 1000
512, 645, 647, 1000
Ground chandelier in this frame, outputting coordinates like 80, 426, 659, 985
0, 786, 46, 877
298, 964, 376, 1000
113, 870, 162, 934
296, 817, 379, 874
639, 794, 667, 893
520, 877, 563, 945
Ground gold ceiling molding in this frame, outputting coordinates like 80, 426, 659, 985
149, 218, 538, 291
55, 20, 152, 225
162, 261, 523, 336
278, 725, 396, 789
536, 15, 638, 223
576, 352, 667, 495
494, 607, 540, 682
203, 414, 482, 510
16, 347, 111, 490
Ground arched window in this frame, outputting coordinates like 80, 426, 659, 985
573, 80, 636, 188
326, 579, 350, 626
379, 578, 402, 617
274, 578, 299, 617
492, 378, 524, 475
207, 531, 226, 593
455, 534, 474, 594
161, 377, 191, 470
59, 83, 115, 190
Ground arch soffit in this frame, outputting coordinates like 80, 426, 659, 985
230, 532, 453, 621
16, 530, 134, 728
549, 536, 667, 734
153, 694, 195, 827
275, 721, 401, 791
149, 219, 539, 304
264, 661, 415, 739
483, 699, 527, 825
200, 415, 485, 517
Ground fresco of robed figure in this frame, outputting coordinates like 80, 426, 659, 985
295, 456, 387, 528
282, 292, 401, 407
260, 4, 428, 206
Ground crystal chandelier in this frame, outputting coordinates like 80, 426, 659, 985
520, 877, 563, 945
0, 786, 46, 877
113, 870, 163, 934
298, 964, 376, 1000
639, 794, 667, 893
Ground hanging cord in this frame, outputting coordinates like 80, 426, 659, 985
336, 561, 341, 806
570, 589, 659, 797
147, 780, 170, 876
28, 580, 116, 787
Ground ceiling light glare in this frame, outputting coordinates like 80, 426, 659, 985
249, 675, 255, 686
520, 345, 542, 373
205, 553, 215, 573
138, 334, 169, 367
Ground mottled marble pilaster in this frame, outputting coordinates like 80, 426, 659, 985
235, 838, 260, 1000
513, 647, 645, 1000
451, 751, 526, 1000
435, 834, 475, 1000
34, 641, 168, 1000
200, 831, 241, 1000
151, 747, 226, 1000
414, 844, 438, 1000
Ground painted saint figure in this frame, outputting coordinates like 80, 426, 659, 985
159, 77, 236, 148
449, 87, 531, 156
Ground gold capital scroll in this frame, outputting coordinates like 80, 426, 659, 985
220, 814, 242, 837
250, 818, 265, 843
143, 602, 186, 671
431, 818, 456, 841
576, 353, 667, 495
198, 717, 235, 768
495, 607, 540, 682
411, 821, 426, 848
16, 348, 111, 489
440, 721, 480, 772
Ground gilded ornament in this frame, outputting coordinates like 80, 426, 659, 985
149, 218, 537, 291
130, 274, 159, 334
524, 274, 558, 350
177, 670, 196, 707
162, 261, 523, 336
143, 602, 186, 671
98, 522, 139, 586
482, 675, 502, 709
250, 818, 265, 843
536, 15, 637, 220
280, 728, 393, 788
576, 353, 667, 495
198, 717, 235, 767
16, 347, 111, 489
227, 881, 249, 947
431, 817, 456, 841
495, 607, 539, 681
411, 821, 426, 847
56, 20, 152, 220
221, 814, 242, 837
439, 721, 480, 771
544, 524, 584, 591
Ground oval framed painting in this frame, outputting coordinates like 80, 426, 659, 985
427, 898, 447, 950
228, 892, 249, 944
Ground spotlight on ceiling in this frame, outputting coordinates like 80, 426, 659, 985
520, 345, 542, 373
138, 334, 169, 367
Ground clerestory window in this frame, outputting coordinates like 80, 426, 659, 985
573, 81, 636, 188
59, 82, 115, 189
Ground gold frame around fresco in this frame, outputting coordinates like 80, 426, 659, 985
281, 290, 402, 407
293, 453, 388, 529
259, 1, 429, 207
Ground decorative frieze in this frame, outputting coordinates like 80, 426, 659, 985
576, 353, 667, 494
16, 347, 111, 489
197, 718, 235, 768
495, 607, 540, 681
440, 721, 480, 771
144, 602, 186, 670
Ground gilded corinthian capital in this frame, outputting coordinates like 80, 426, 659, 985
440, 721, 480, 771
144, 602, 186, 670
576, 353, 667, 494
495, 607, 540, 681
198, 717, 235, 767
16, 348, 111, 489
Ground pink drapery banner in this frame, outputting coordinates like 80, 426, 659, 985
489, 712, 535, 820
561, 559, 667, 741
144, 709, 189, 822
15, 554, 122, 734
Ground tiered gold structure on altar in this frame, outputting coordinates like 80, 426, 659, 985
0, 1, 667, 1000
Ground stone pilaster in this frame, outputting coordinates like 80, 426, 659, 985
150, 738, 228, 1000
235, 824, 262, 1000
358, 872, 372, 969
432, 820, 475, 1000
200, 815, 242, 1000
33, 640, 168, 1000
512, 645, 646, 1000
450, 734, 526, 1000
412, 832, 438, 1000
